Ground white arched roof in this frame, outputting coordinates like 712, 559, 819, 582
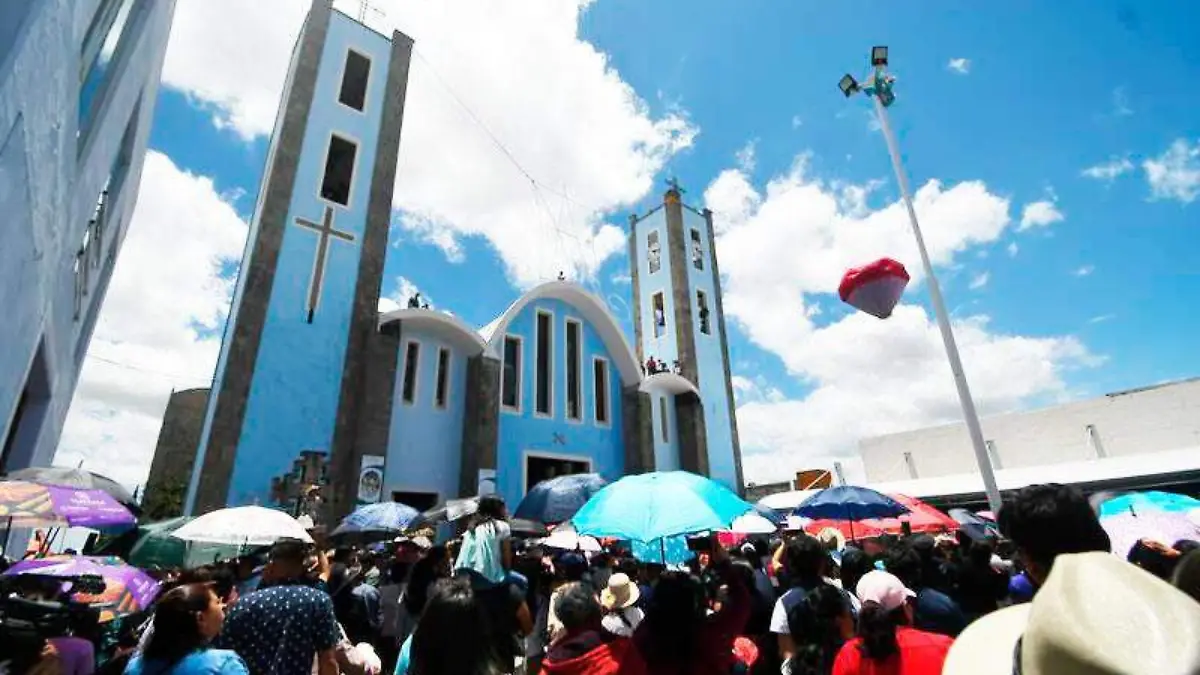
378, 308, 487, 355
639, 372, 700, 398
481, 281, 642, 386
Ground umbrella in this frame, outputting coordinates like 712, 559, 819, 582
107, 517, 251, 569
171, 505, 313, 546
572, 471, 754, 542
0, 480, 135, 531
1098, 491, 1200, 519
6, 467, 137, 508
631, 535, 693, 566
730, 512, 778, 534
540, 523, 601, 552
1101, 510, 1200, 558
948, 508, 1001, 542
793, 486, 909, 541
331, 502, 420, 544
3, 555, 160, 622
513, 473, 607, 524
410, 496, 482, 529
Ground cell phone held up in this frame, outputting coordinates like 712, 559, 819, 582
686, 534, 714, 552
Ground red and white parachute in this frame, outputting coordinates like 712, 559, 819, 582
838, 258, 910, 319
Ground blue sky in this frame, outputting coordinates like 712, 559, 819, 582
62, 0, 1200, 487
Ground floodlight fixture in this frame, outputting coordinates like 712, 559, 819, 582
838, 74, 859, 98
871, 45, 889, 67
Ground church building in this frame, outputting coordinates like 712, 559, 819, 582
177, 0, 743, 521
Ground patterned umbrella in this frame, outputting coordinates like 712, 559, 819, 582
0, 480, 135, 531
1098, 491, 1200, 519
6, 467, 137, 508
331, 502, 420, 544
514, 473, 608, 524
1101, 510, 1200, 558
4, 555, 160, 622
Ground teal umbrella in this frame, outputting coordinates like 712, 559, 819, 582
124, 517, 252, 569
571, 471, 753, 542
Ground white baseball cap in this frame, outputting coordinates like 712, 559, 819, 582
855, 570, 915, 612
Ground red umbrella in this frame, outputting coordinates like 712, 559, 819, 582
839, 258, 910, 319
804, 493, 957, 541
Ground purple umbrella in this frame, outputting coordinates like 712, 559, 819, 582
0, 480, 135, 530
1101, 510, 1200, 559
3, 555, 160, 621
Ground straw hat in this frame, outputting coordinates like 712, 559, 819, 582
599, 572, 640, 611
944, 552, 1200, 675
816, 527, 847, 552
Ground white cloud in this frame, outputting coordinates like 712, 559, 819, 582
1088, 314, 1116, 324
610, 273, 632, 286
161, 0, 696, 288
1019, 199, 1064, 231
791, 115, 803, 129
1112, 87, 1133, 117
947, 58, 971, 75
704, 158, 1095, 485
1074, 265, 1094, 277
735, 139, 758, 173
969, 272, 989, 290
1082, 156, 1134, 182
1006, 242, 1019, 257
1144, 138, 1200, 203
56, 153, 248, 489
378, 275, 432, 313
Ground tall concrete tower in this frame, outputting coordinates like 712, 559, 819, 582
184, 0, 413, 515
627, 183, 744, 493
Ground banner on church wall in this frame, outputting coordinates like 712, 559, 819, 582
477, 469, 496, 496
357, 455, 385, 505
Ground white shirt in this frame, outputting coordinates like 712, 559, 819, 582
601, 606, 644, 638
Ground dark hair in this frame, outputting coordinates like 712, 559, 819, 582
967, 539, 995, 569
786, 585, 849, 675
1174, 540, 1200, 556
785, 535, 829, 586
556, 553, 589, 583
639, 571, 703, 668
856, 601, 908, 662
839, 547, 872, 597
1127, 540, 1180, 580
468, 495, 507, 531
554, 582, 601, 632
144, 583, 217, 666
409, 578, 502, 675
1172, 549, 1200, 604
998, 484, 1110, 574
179, 566, 237, 603
404, 546, 449, 617
883, 545, 921, 590
269, 539, 310, 565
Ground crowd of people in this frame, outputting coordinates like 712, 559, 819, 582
6, 484, 1200, 675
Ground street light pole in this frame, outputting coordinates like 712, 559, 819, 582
842, 48, 1002, 513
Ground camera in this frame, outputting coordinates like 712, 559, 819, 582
0, 573, 106, 666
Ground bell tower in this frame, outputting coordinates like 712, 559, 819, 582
627, 181, 744, 493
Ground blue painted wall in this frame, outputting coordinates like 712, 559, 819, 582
682, 208, 738, 490
649, 390, 680, 471
223, 14, 392, 505
383, 327, 470, 505
632, 209, 679, 369
495, 298, 626, 509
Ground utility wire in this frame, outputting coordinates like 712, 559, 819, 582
85, 353, 213, 385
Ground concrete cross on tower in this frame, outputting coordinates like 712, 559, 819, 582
295, 206, 356, 323
355, 0, 385, 24
665, 176, 685, 195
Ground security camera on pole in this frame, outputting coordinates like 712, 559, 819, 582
838, 46, 1002, 513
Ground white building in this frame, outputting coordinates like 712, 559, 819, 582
0, 0, 176, 472
859, 378, 1200, 504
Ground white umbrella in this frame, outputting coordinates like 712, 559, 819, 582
730, 512, 778, 534
171, 506, 313, 546
540, 523, 601, 552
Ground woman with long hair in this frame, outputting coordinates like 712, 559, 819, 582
831, 572, 951, 675
784, 585, 854, 675
395, 577, 507, 675
125, 583, 248, 675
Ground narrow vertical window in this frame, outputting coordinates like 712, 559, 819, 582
652, 293, 666, 338
690, 228, 703, 270
338, 50, 371, 111
401, 341, 420, 404
502, 336, 521, 411
434, 348, 450, 409
593, 358, 609, 425
647, 230, 661, 274
659, 396, 669, 443
535, 311, 553, 416
565, 320, 582, 421
697, 290, 711, 335
79, 0, 136, 140
320, 135, 357, 206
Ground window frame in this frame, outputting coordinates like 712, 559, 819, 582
592, 356, 610, 427
534, 309, 555, 418
336, 47, 373, 113
317, 132, 360, 208
564, 318, 583, 422
690, 228, 704, 270
434, 346, 451, 410
651, 291, 667, 338
697, 289, 711, 335
659, 395, 670, 444
400, 339, 421, 405
647, 229, 662, 274
500, 334, 523, 414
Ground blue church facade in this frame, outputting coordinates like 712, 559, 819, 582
178, 0, 742, 522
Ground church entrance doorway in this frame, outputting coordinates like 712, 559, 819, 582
392, 490, 438, 512
523, 452, 592, 495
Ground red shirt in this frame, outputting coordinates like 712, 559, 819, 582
831, 627, 953, 675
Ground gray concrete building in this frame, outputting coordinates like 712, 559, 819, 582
0, 0, 176, 473
142, 388, 209, 519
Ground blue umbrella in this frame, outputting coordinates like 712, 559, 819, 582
331, 502, 420, 543
514, 473, 608, 524
793, 486, 909, 521
948, 508, 999, 542
1098, 491, 1200, 519
572, 471, 753, 542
